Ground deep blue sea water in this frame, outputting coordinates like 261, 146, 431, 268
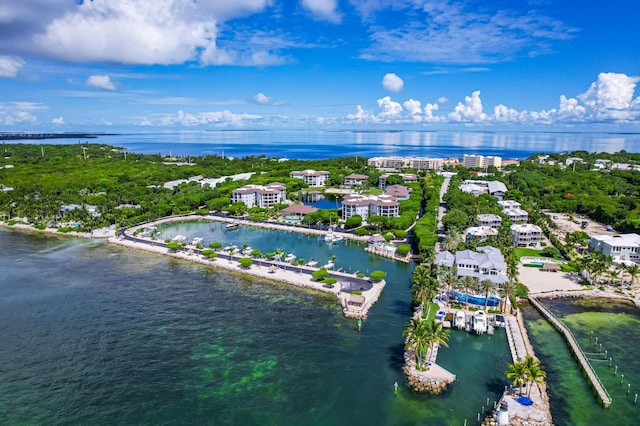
10, 129, 640, 158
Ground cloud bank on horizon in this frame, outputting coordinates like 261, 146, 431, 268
0, 0, 638, 129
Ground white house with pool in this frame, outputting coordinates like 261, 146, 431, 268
435, 246, 509, 286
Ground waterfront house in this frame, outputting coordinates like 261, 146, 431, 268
511, 223, 542, 247
588, 233, 640, 263
435, 245, 508, 285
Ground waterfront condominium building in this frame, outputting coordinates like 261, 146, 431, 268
341, 194, 399, 221
289, 170, 330, 187
231, 183, 286, 208
463, 154, 502, 169
476, 214, 502, 229
588, 233, 640, 263
367, 156, 410, 169
409, 157, 444, 170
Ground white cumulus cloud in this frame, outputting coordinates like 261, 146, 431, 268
0, 102, 40, 125
448, 91, 487, 122
577, 72, 640, 121
87, 75, 116, 91
301, 0, 341, 23
382, 73, 404, 93
377, 96, 403, 118
403, 99, 422, 115
251, 92, 271, 105
51, 116, 65, 125
0, 55, 25, 78
155, 110, 262, 127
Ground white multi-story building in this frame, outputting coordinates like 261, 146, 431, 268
342, 194, 399, 221
511, 224, 542, 247
463, 154, 502, 169
379, 173, 418, 189
588, 233, 640, 263
504, 207, 529, 224
410, 157, 444, 170
476, 214, 502, 229
465, 226, 499, 242
231, 183, 286, 208
343, 173, 368, 187
368, 156, 410, 169
289, 170, 330, 187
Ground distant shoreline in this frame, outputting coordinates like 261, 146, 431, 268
0, 132, 119, 140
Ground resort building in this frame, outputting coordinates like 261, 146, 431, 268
343, 173, 369, 187
465, 226, 499, 242
463, 154, 502, 169
281, 204, 318, 217
435, 246, 509, 285
476, 214, 502, 229
409, 157, 444, 171
342, 194, 399, 221
368, 156, 410, 169
511, 224, 542, 247
459, 180, 508, 199
60, 204, 101, 217
565, 157, 584, 166
588, 233, 640, 263
384, 184, 411, 200
497, 200, 521, 210
289, 170, 330, 187
378, 173, 418, 189
231, 183, 286, 208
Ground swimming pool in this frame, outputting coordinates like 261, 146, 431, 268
456, 294, 500, 307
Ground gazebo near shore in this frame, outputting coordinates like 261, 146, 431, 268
541, 262, 561, 272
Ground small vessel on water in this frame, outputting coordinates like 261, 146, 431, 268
435, 310, 446, 323
454, 310, 466, 330
306, 259, 318, 267
226, 221, 239, 230
190, 237, 203, 246
324, 227, 343, 244
494, 314, 506, 328
284, 253, 297, 263
473, 310, 488, 335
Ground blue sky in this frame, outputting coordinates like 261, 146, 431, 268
0, 0, 639, 131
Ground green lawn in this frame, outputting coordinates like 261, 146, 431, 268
514, 247, 563, 261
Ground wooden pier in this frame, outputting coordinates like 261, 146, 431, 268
529, 296, 612, 408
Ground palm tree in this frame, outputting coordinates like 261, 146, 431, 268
440, 267, 458, 305
479, 279, 497, 312
607, 269, 621, 286
523, 355, 547, 397
402, 318, 430, 370
458, 276, 477, 309
624, 263, 639, 286
412, 278, 438, 318
425, 319, 451, 363
499, 280, 516, 314
505, 359, 527, 395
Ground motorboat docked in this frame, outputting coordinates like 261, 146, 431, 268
494, 314, 506, 328
472, 310, 488, 335
324, 228, 343, 244
226, 221, 239, 230
242, 246, 253, 255
284, 253, 297, 263
172, 234, 187, 242
223, 244, 237, 253
306, 259, 318, 267
435, 310, 446, 323
454, 310, 466, 330
190, 237, 203, 246
322, 261, 334, 269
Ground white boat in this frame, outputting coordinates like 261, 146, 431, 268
172, 234, 186, 242
494, 314, 506, 328
190, 237, 203, 246
284, 253, 296, 263
322, 261, 334, 269
226, 221, 239, 230
473, 310, 487, 335
306, 259, 318, 267
454, 311, 466, 330
242, 246, 253, 255
324, 228, 343, 243
435, 311, 446, 323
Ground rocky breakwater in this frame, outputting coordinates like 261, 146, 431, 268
402, 344, 455, 394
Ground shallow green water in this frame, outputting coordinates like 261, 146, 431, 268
522, 299, 640, 425
1, 226, 511, 424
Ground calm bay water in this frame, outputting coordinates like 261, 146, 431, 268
522, 299, 640, 425
12, 129, 640, 158
0, 227, 512, 425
